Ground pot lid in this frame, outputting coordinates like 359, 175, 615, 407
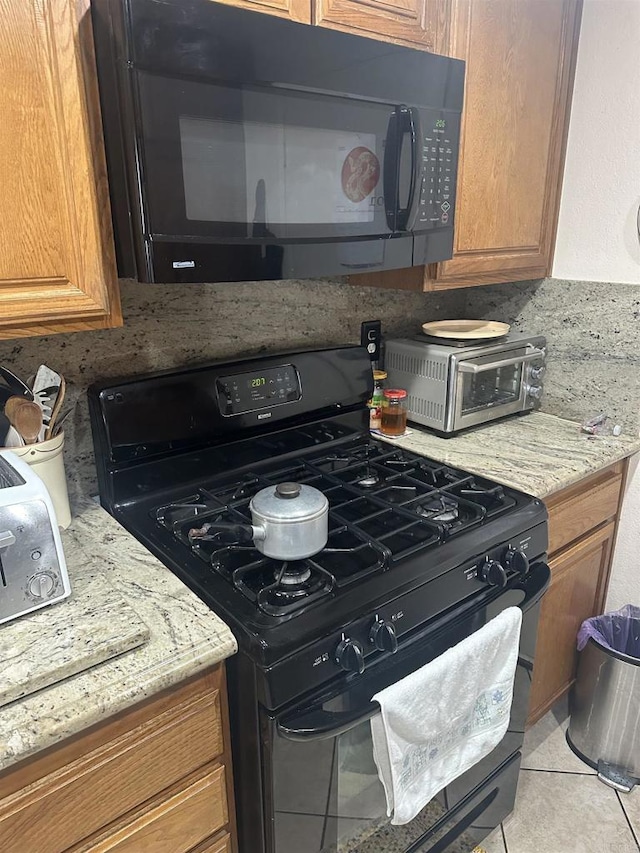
250, 482, 328, 523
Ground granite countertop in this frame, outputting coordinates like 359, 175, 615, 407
0, 499, 237, 774
382, 412, 640, 498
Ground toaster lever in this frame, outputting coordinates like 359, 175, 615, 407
0, 530, 16, 548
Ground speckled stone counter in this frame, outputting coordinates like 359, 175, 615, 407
381, 412, 640, 498
0, 500, 237, 773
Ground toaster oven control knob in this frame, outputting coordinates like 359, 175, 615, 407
369, 618, 398, 654
478, 558, 508, 589
28, 572, 55, 599
529, 364, 546, 381
335, 635, 365, 675
526, 385, 543, 400
504, 548, 530, 576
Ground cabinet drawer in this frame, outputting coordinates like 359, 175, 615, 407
83, 766, 228, 853
547, 463, 623, 556
0, 690, 223, 853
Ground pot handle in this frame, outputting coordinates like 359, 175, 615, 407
188, 522, 263, 544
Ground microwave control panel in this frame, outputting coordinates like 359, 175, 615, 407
216, 364, 302, 416
418, 115, 458, 229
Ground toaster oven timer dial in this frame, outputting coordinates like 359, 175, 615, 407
27, 571, 57, 600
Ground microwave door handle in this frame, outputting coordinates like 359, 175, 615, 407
383, 106, 401, 231
457, 348, 546, 375
395, 106, 419, 232
277, 702, 380, 742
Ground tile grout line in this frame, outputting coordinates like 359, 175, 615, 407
500, 821, 509, 853
616, 790, 640, 852
520, 766, 596, 776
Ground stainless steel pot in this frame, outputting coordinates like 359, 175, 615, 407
187, 482, 329, 560
249, 482, 328, 560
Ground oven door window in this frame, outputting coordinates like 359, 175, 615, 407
137, 73, 406, 242
271, 716, 455, 853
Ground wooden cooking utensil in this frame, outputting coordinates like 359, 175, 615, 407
45, 376, 66, 440
4, 395, 29, 424
9, 400, 43, 445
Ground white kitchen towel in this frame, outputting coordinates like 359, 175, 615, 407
370, 606, 522, 825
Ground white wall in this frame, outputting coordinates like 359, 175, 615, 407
552, 0, 640, 284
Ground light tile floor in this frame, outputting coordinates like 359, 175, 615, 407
478, 698, 640, 853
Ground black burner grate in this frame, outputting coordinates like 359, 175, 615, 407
150, 438, 521, 618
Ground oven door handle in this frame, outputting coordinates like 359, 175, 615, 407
457, 348, 546, 375
277, 562, 550, 742
277, 703, 380, 742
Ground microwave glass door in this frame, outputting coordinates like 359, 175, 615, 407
136, 73, 414, 242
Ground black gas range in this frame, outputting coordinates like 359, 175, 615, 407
89, 346, 549, 853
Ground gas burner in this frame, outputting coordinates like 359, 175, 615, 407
417, 496, 459, 523
356, 470, 380, 488
276, 564, 312, 586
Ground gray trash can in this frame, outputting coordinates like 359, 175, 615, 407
567, 609, 640, 792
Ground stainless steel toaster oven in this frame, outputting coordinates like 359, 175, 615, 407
384, 335, 546, 435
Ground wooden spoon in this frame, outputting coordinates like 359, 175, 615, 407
4, 395, 29, 424
8, 400, 43, 445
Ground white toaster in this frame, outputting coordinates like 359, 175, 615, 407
0, 450, 71, 625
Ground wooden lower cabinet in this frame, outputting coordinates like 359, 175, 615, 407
0, 665, 237, 853
527, 462, 628, 725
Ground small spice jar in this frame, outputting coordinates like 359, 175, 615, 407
380, 388, 408, 437
368, 370, 387, 431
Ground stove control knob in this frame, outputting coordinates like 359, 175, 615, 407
504, 548, 530, 576
369, 618, 398, 654
335, 635, 365, 675
478, 558, 508, 589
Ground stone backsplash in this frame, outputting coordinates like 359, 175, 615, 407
465, 277, 640, 435
2, 274, 637, 499
0, 277, 464, 496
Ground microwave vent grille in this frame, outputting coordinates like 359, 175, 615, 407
408, 394, 443, 423
386, 351, 446, 383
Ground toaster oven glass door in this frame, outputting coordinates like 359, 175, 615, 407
453, 349, 530, 431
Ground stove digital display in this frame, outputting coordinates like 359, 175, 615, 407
216, 364, 301, 416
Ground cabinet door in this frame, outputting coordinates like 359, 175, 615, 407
0, 0, 121, 339
426, 0, 582, 289
209, 0, 310, 22
315, 0, 449, 50
527, 522, 615, 726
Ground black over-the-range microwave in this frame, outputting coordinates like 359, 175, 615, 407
91, 0, 465, 284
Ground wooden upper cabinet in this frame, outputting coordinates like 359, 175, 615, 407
315, 0, 449, 50
212, 0, 310, 22
0, 0, 121, 339
425, 0, 582, 289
